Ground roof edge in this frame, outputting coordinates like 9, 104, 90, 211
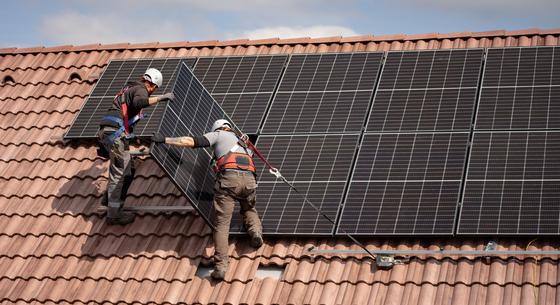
1, 28, 560, 55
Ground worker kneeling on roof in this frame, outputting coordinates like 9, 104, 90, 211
97, 68, 174, 226
151, 119, 264, 281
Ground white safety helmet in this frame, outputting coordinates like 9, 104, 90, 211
143, 68, 163, 87
211, 119, 232, 132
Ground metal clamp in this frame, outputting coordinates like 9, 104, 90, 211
269, 167, 283, 179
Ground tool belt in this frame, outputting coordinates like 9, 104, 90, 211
214, 151, 256, 173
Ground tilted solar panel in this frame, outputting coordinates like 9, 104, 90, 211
151, 62, 238, 228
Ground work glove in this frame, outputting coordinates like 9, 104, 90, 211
151, 133, 166, 144
157, 92, 175, 102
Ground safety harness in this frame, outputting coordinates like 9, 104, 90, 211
213, 135, 256, 174
100, 86, 144, 150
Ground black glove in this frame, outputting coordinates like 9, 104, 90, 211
151, 133, 166, 143
157, 92, 175, 102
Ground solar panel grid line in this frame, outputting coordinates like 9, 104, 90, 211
135, 59, 189, 136
351, 179, 463, 182
240, 57, 281, 132
395, 132, 452, 234
367, 49, 484, 133
194, 55, 287, 134
65, 58, 196, 139
80, 60, 132, 137
458, 130, 560, 234
249, 134, 360, 234
475, 46, 560, 131
253, 134, 360, 183
338, 132, 469, 235
273, 54, 321, 135
261, 53, 382, 134
151, 62, 242, 228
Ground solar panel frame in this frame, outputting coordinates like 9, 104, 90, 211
337, 131, 470, 235
150, 61, 242, 229
366, 49, 484, 133
260, 52, 384, 134
64, 57, 196, 139
229, 133, 361, 235
458, 130, 560, 235
475, 46, 560, 131
193, 55, 288, 134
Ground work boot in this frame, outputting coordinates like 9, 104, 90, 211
248, 230, 263, 248
210, 268, 226, 280
106, 210, 135, 226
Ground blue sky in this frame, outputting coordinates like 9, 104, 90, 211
1, 0, 558, 48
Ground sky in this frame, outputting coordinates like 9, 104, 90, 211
1, 0, 558, 48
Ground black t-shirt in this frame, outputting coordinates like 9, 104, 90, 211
100, 81, 151, 131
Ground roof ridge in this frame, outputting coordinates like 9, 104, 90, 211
1, 28, 559, 55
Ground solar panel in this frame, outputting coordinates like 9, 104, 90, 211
150, 62, 238, 228
194, 55, 288, 133
367, 49, 484, 132
65, 58, 196, 139
261, 52, 383, 134
228, 134, 360, 234
338, 132, 469, 235
458, 131, 560, 234
476, 47, 560, 130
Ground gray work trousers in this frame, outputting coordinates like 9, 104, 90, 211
97, 127, 134, 218
213, 170, 262, 271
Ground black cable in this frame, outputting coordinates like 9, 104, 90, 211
276, 175, 376, 259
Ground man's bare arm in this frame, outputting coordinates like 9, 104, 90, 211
165, 136, 195, 148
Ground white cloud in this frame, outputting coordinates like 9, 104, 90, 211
393, 0, 559, 17
238, 25, 359, 40
40, 11, 187, 45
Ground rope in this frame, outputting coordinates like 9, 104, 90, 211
243, 134, 376, 259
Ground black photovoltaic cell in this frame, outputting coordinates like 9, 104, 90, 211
459, 131, 560, 234
476, 47, 560, 130
194, 56, 288, 133
254, 134, 360, 182
65, 58, 196, 139
229, 134, 360, 234
368, 89, 478, 132
244, 182, 347, 234
338, 132, 469, 235
341, 181, 461, 234
368, 49, 483, 132
151, 62, 237, 228
262, 52, 383, 134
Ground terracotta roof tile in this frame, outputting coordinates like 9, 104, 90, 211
506, 28, 543, 36
276, 37, 312, 45
185, 40, 220, 48
71, 43, 104, 52
1, 28, 560, 304
471, 29, 507, 38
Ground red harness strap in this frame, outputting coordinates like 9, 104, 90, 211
214, 152, 256, 173
116, 87, 142, 135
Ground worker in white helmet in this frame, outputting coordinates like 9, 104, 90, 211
151, 119, 263, 280
98, 68, 175, 225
